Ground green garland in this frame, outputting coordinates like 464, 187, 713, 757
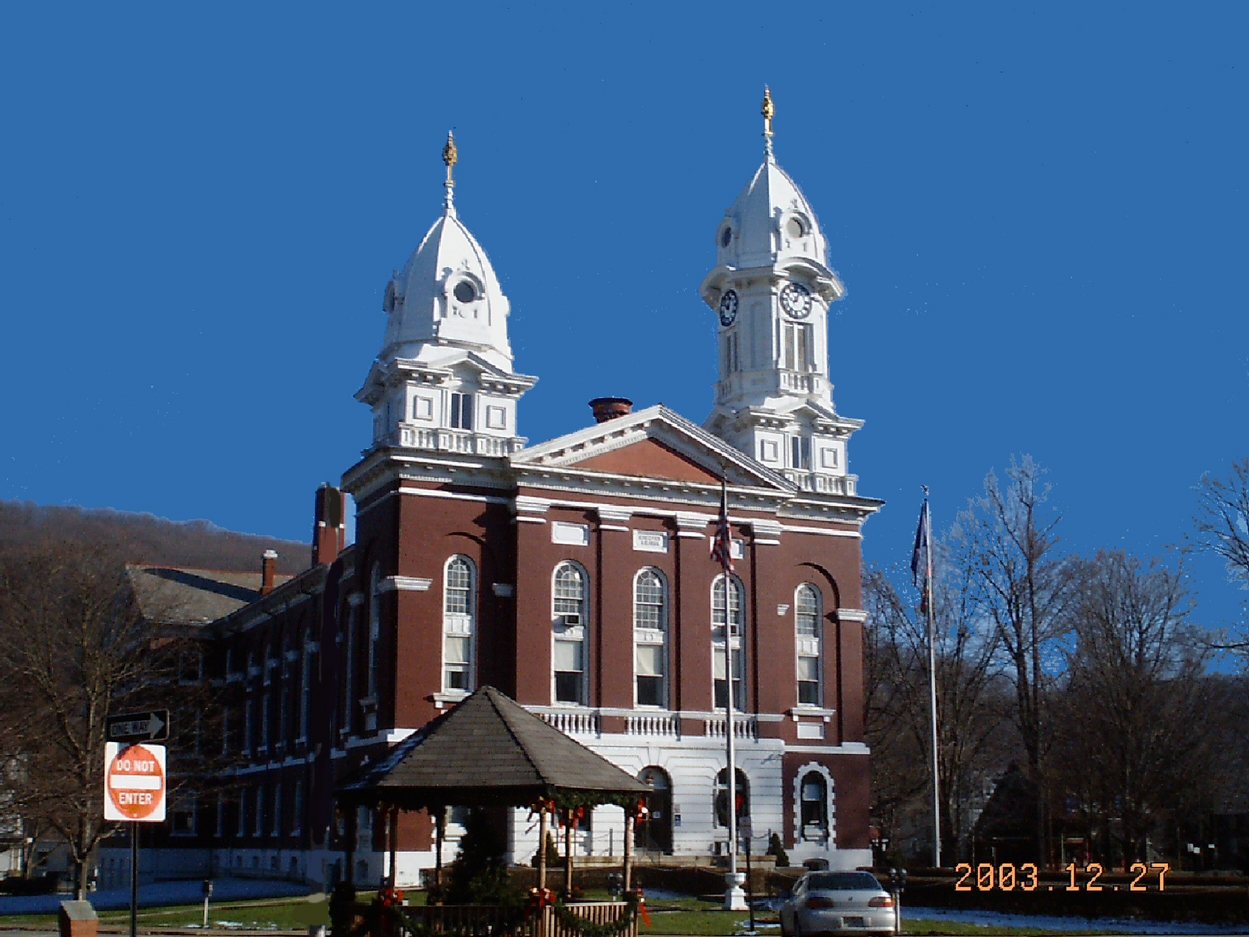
548, 893, 640, 937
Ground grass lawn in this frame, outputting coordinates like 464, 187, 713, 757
2, 893, 1102, 936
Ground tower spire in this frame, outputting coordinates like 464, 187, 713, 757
442, 130, 458, 214
761, 86, 775, 161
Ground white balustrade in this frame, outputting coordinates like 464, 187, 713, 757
703, 716, 758, 739
624, 713, 680, 737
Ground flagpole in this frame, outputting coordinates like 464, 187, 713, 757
922, 487, 942, 868
714, 478, 746, 911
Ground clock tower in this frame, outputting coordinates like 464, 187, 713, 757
356, 133, 537, 456
701, 90, 864, 497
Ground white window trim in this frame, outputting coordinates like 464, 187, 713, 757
443, 555, 477, 695
633, 568, 669, 709
551, 561, 589, 705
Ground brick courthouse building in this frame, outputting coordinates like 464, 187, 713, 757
122, 95, 883, 888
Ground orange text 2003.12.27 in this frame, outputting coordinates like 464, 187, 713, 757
954, 862, 1171, 892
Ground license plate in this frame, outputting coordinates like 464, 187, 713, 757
843, 917, 865, 928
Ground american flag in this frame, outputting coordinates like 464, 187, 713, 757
711, 480, 735, 571
911, 493, 932, 615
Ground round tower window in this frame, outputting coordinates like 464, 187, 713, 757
786, 217, 807, 239
719, 226, 732, 248
453, 281, 477, 303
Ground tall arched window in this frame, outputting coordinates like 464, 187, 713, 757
795, 583, 823, 706
367, 565, 382, 700
552, 563, 588, 704
633, 569, 668, 708
443, 556, 477, 693
711, 574, 745, 710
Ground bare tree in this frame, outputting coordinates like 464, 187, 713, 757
1054, 550, 1212, 867
0, 539, 213, 898
866, 548, 1012, 862
953, 455, 1073, 864
1194, 458, 1249, 657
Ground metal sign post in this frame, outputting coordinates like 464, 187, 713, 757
105, 737, 168, 937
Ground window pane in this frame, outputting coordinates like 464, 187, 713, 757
553, 640, 582, 670
796, 584, 820, 635
554, 671, 581, 703
554, 565, 585, 618
634, 569, 665, 631
635, 645, 662, 677
445, 637, 469, 664
445, 665, 468, 690
637, 675, 663, 707
797, 656, 818, 680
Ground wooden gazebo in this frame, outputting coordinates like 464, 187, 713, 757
336, 686, 650, 936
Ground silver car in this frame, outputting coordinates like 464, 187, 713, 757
779, 871, 896, 937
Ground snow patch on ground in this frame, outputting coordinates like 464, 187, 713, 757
0, 879, 312, 916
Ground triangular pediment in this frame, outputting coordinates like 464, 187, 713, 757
512, 405, 795, 491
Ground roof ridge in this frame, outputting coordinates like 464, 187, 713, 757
485, 686, 557, 791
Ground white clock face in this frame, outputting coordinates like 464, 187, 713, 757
780, 281, 812, 319
719, 289, 738, 327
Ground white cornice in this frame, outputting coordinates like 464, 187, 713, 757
836, 608, 868, 623
380, 576, 432, 593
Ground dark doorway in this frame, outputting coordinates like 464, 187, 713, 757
638, 766, 673, 854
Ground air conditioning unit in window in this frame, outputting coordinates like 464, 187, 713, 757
560, 613, 582, 627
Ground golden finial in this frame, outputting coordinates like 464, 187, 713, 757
761, 86, 775, 159
441, 130, 457, 212
442, 131, 458, 175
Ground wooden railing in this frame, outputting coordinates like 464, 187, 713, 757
542, 902, 638, 937
363, 900, 635, 937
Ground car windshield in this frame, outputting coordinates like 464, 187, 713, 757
808, 872, 882, 891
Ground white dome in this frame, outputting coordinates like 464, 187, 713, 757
380, 203, 514, 373
715, 158, 829, 271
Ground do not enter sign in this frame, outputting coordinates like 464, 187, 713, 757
104, 741, 166, 822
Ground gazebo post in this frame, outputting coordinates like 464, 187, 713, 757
387, 805, 399, 888
563, 808, 574, 899
537, 804, 549, 892
434, 807, 445, 895
623, 803, 634, 892
345, 809, 357, 886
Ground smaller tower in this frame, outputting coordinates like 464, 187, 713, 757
701, 91, 863, 496
356, 133, 537, 456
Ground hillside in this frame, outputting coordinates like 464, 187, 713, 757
0, 500, 311, 574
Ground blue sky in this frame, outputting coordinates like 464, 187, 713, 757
1, 3, 1246, 637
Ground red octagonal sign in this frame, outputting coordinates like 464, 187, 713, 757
104, 741, 166, 822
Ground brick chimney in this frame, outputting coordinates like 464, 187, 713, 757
260, 550, 278, 596
312, 483, 346, 567
589, 397, 634, 423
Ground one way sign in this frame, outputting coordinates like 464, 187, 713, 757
106, 710, 170, 744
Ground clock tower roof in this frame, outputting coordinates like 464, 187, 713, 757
714, 157, 830, 273
378, 132, 515, 374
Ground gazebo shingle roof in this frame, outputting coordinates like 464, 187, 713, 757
337, 686, 649, 809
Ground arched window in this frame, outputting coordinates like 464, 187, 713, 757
443, 556, 477, 693
714, 767, 751, 828
634, 569, 668, 708
711, 574, 745, 710
367, 565, 382, 700
800, 771, 829, 841
795, 583, 822, 706
552, 563, 588, 704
